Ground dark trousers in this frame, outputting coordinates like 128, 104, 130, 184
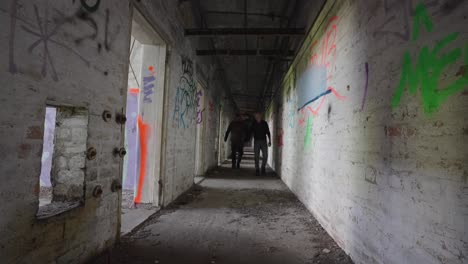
231, 142, 244, 167
254, 140, 268, 170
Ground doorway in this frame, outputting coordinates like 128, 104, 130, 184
194, 82, 206, 184
121, 9, 167, 235
217, 104, 224, 166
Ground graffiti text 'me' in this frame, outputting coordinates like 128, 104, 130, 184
391, 3, 468, 114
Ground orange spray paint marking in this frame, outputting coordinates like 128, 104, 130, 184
148, 66, 155, 74
134, 115, 150, 204
129, 88, 140, 94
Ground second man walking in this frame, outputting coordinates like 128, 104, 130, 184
251, 112, 271, 176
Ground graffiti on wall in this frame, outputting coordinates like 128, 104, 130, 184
196, 89, 205, 124
296, 16, 346, 114
7, 0, 121, 81
173, 57, 196, 128
298, 108, 307, 127
143, 66, 156, 103
277, 128, 284, 148
360, 62, 369, 111
373, 0, 442, 42
391, 2, 468, 114
135, 115, 149, 204
279, 16, 345, 151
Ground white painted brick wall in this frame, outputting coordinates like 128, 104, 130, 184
0, 0, 130, 262
268, 0, 468, 264
0, 2, 235, 261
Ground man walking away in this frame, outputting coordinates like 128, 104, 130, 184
251, 112, 271, 176
224, 114, 246, 169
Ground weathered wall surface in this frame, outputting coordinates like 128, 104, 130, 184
203, 87, 222, 172
0, 0, 131, 263
0, 0, 234, 263
268, 0, 468, 263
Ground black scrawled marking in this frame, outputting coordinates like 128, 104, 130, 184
373, 0, 439, 41
441, 0, 465, 14
74, 10, 98, 44
80, 0, 101, 13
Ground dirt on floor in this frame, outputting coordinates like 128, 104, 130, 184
91, 164, 353, 264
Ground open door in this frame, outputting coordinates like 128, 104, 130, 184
121, 8, 167, 234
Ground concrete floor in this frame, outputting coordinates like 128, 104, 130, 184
91, 157, 353, 264
121, 190, 160, 235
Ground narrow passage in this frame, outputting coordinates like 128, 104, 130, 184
92, 151, 353, 264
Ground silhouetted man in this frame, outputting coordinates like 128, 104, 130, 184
251, 112, 271, 176
224, 114, 247, 169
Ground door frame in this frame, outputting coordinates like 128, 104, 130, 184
195, 82, 207, 176
128, 7, 168, 207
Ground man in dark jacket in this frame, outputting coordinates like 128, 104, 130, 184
224, 114, 247, 169
251, 112, 271, 176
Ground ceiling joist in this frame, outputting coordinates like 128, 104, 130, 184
196, 49, 295, 56
185, 28, 305, 36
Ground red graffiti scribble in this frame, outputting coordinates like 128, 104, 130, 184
298, 108, 307, 126
148, 65, 155, 74
208, 100, 214, 112
135, 115, 150, 204
307, 96, 326, 116
129, 88, 140, 94
322, 21, 337, 72
305, 87, 344, 117
277, 129, 284, 147
309, 41, 319, 65
328, 87, 346, 100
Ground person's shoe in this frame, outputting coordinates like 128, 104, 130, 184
232, 163, 236, 169
255, 169, 260, 176
261, 167, 266, 175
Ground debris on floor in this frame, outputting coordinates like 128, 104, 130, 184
91, 163, 353, 264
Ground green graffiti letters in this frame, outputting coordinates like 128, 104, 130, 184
392, 3, 467, 114
412, 2, 433, 41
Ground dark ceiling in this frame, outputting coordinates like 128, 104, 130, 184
185, 0, 325, 113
